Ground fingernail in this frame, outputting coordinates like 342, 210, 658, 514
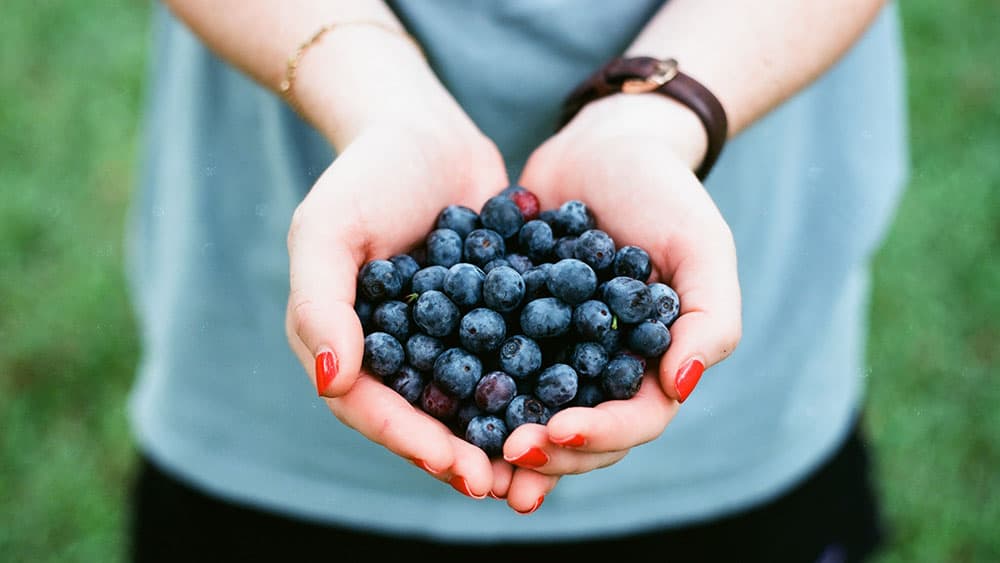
449, 476, 486, 499
505, 447, 549, 468
550, 434, 586, 447
315, 350, 338, 396
675, 359, 705, 403
516, 495, 545, 515
488, 490, 506, 500
409, 458, 443, 476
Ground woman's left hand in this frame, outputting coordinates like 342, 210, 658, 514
494, 93, 743, 513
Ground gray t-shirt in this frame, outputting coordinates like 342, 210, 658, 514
126, 0, 908, 541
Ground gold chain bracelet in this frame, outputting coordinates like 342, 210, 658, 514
279, 20, 425, 112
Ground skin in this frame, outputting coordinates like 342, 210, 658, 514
164, 0, 888, 513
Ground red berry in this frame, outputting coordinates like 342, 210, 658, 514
509, 189, 540, 221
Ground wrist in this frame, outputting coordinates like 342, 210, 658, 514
566, 92, 709, 173
288, 24, 464, 152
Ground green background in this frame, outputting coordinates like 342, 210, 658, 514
1, 1, 997, 561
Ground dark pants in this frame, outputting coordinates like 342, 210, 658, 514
128, 422, 886, 563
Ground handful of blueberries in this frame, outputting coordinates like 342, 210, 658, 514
356, 186, 680, 457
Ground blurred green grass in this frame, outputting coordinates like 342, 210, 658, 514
0, 1, 997, 561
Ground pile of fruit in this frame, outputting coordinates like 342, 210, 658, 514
355, 186, 679, 457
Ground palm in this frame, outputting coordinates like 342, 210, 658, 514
285, 124, 510, 497
491, 126, 740, 508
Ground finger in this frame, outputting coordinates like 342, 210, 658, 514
499, 373, 672, 475
286, 199, 368, 398
488, 457, 514, 500
506, 468, 560, 515
443, 435, 495, 499
503, 419, 629, 476
324, 375, 460, 476
655, 230, 742, 403
545, 372, 677, 451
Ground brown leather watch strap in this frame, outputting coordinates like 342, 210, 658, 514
559, 56, 728, 181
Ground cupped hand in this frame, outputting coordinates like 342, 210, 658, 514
496, 94, 743, 509
284, 113, 510, 499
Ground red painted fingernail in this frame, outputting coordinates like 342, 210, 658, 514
449, 476, 486, 499
516, 495, 545, 515
506, 447, 549, 468
675, 359, 705, 403
409, 458, 443, 476
551, 434, 586, 447
315, 350, 338, 396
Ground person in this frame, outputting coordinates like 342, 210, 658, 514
123, 0, 908, 561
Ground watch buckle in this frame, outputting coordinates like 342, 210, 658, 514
621, 58, 679, 94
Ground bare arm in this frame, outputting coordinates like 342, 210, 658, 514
579, 0, 889, 169
162, 0, 462, 150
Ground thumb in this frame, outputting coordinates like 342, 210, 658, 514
286, 215, 367, 398
655, 236, 742, 404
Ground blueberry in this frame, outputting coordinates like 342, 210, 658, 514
538, 208, 559, 227
405, 333, 446, 372
518, 220, 555, 263
603, 276, 654, 324
455, 401, 484, 434
483, 265, 525, 313
358, 260, 402, 302
554, 199, 596, 236
372, 299, 411, 342
522, 264, 552, 300
479, 195, 525, 239
433, 347, 483, 400
535, 363, 579, 408
601, 353, 645, 400
354, 296, 375, 333
547, 258, 597, 305
499, 185, 527, 197
412, 290, 460, 337
505, 253, 534, 274
627, 318, 672, 357
385, 364, 426, 403
520, 297, 572, 339
420, 380, 460, 421
474, 371, 518, 413
648, 282, 681, 327
463, 228, 506, 267
553, 236, 578, 260
459, 308, 507, 354
572, 299, 613, 341
465, 415, 508, 457
505, 394, 552, 430
425, 228, 464, 268
363, 332, 405, 378
613, 245, 652, 282
573, 382, 606, 407
443, 263, 485, 309
410, 265, 449, 294
498, 335, 543, 380
389, 254, 421, 292
408, 245, 427, 267
598, 327, 625, 356
483, 257, 511, 273
570, 341, 609, 379
574, 229, 616, 272
436, 204, 480, 238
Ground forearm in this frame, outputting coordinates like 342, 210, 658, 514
626, 0, 888, 137
163, 0, 459, 150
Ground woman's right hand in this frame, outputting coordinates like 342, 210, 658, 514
284, 99, 512, 499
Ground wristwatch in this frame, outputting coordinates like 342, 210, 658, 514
559, 56, 728, 181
